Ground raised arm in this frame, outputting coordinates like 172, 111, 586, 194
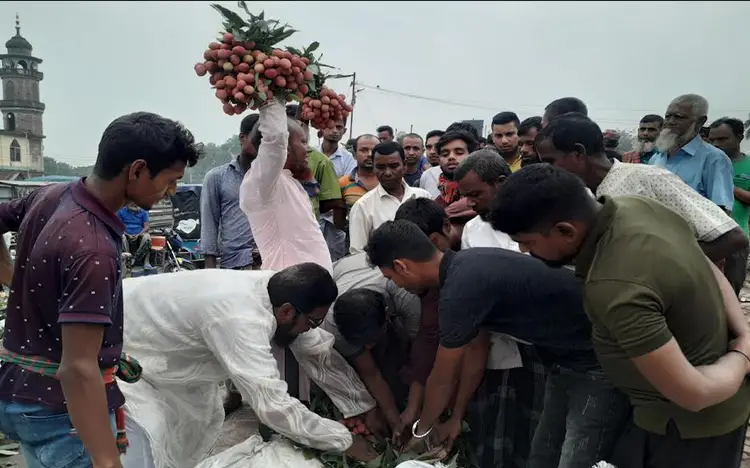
202, 311, 354, 452
200, 170, 222, 268
240, 100, 289, 205
588, 279, 749, 412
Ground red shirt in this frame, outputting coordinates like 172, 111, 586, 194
0, 179, 126, 411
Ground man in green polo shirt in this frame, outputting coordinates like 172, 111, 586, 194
490, 164, 750, 468
709, 117, 750, 290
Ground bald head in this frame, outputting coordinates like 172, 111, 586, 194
669, 94, 709, 119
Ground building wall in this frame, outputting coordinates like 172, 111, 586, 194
0, 133, 43, 172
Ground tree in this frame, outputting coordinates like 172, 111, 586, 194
43, 135, 243, 182
616, 129, 636, 153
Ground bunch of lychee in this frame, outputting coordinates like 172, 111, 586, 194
195, 32, 351, 129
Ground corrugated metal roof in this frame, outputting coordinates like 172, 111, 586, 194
0, 180, 60, 187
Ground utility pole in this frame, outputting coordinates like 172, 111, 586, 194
349, 72, 356, 142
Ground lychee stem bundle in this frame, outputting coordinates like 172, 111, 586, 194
194, 1, 352, 129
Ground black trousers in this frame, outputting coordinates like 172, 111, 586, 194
724, 244, 749, 296
610, 420, 747, 468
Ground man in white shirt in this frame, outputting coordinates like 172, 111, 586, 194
457, 149, 520, 250
119, 264, 379, 468
536, 113, 748, 292
239, 100, 338, 403
348, 141, 431, 254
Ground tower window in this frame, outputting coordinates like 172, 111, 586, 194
10, 139, 21, 163
5, 113, 15, 131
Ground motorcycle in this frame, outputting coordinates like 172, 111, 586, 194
150, 228, 197, 273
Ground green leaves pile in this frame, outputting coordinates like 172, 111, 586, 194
260, 391, 477, 468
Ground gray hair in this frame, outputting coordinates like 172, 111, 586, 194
670, 94, 709, 118
455, 149, 512, 183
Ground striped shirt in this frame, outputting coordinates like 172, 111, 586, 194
338, 168, 370, 209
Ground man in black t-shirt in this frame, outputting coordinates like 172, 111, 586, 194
364, 220, 630, 468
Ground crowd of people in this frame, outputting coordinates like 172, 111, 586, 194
0, 91, 747, 468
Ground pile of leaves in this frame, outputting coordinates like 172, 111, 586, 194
195, 1, 352, 129
260, 391, 478, 468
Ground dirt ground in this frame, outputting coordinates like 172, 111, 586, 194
3, 295, 750, 468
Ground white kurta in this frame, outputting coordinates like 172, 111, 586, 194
120, 269, 376, 468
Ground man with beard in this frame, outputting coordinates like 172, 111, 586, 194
623, 114, 663, 164
400, 133, 430, 187
340, 134, 381, 210
240, 99, 333, 273
536, 113, 747, 293
491, 111, 523, 171
542, 97, 588, 128
365, 220, 630, 468
348, 141, 431, 254
603, 129, 623, 161
519, 116, 543, 166
419, 130, 446, 197
455, 151, 547, 467
286, 105, 347, 262
119, 264, 380, 468
240, 99, 336, 405
285, 104, 343, 221
201, 113, 260, 272
491, 164, 750, 468
433, 130, 479, 208
648, 94, 734, 212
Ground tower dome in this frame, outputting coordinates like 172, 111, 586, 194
5, 14, 32, 55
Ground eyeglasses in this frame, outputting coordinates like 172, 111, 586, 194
293, 306, 324, 329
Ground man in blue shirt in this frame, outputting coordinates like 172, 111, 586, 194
117, 202, 152, 268
200, 113, 259, 271
648, 94, 735, 212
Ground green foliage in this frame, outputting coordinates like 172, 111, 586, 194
43, 136, 242, 184
211, 1, 298, 52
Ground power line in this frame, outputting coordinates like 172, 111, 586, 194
356, 81, 749, 117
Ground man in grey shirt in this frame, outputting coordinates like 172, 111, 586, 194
201, 114, 260, 270
323, 253, 422, 439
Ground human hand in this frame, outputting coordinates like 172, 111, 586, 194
393, 409, 418, 450
729, 335, 750, 373
0, 260, 12, 287
345, 435, 379, 461
363, 408, 389, 440
402, 434, 428, 455
251, 248, 262, 266
434, 417, 463, 451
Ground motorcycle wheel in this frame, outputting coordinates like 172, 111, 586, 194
162, 259, 196, 273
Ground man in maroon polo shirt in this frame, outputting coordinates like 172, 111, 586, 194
0, 112, 201, 468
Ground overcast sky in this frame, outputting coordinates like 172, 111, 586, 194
1, 1, 749, 166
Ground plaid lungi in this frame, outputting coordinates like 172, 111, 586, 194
466, 343, 547, 468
